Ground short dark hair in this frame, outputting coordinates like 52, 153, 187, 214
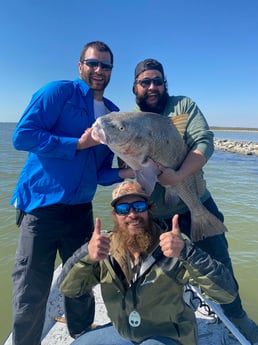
80, 41, 113, 64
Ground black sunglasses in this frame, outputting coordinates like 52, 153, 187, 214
81, 59, 113, 71
114, 201, 148, 215
135, 77, 164, 88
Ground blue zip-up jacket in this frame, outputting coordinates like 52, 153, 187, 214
10, 78, 122, 212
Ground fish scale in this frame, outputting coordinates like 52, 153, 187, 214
92, 111, 227, 241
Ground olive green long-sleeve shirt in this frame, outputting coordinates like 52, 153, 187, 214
59, 232, 237, 345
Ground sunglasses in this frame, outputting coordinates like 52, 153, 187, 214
135, 77, 164, 88
114, 201, 148, 215
81, 59, 113, 71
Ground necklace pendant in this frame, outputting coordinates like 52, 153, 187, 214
128, 310, 141, 327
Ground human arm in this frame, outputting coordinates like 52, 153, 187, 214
57, 243, 100, 298
157, 97, 214, 186
58, 218, 112, 298
159, 214, 185, 257
96, 148, 135, 186
116, 157, 135, 178
77, 127, 102, 150
157, 150, 206, 186
88, 218, 111, 261
13, 81, 99, 159
118, 168, 135, 179
160, 215, 238, 304
179, 240, 238, 304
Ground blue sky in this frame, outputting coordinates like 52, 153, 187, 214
1, 0, 257, 127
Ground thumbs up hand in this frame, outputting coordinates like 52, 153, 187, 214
159, 215, 185, 258
88, 218, 111, 261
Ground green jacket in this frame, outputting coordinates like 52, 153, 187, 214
134, 95, 214, 219
59, 228, 237, 345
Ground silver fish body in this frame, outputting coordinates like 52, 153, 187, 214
92, 111, 227, 241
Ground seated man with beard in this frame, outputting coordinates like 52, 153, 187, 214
59, 180, 237, 345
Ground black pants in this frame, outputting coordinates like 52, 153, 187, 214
12, 203, 95, 345
160, 196, 244, 319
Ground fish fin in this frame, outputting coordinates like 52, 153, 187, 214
171, 114, 189, 137
190, 212, 228, 242
135, 159, 160, 195
173, 175, 227, 241
135, 169, 157, 195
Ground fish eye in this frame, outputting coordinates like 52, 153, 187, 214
118, 125, 125, 131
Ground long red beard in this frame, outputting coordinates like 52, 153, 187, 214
112, 217, 157, 254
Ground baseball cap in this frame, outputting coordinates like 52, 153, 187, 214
134, 58, 165, 79
111, 181, 149, 206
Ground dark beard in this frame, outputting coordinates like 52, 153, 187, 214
136, 91, 169, 114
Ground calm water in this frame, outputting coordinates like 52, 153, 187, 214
0, 123, 258, 343
213, 130, 258, 142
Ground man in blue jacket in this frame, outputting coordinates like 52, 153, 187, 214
10, 41, 132, 345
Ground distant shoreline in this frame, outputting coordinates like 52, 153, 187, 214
1, 122, 258, 132
211, 127, 258, 133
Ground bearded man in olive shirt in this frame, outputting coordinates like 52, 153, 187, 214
131, 58, 258, 345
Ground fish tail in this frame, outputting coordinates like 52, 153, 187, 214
190, 212, 228, 242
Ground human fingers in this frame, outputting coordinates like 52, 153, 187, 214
88, 218, 110, 261
159, 215, 184, 257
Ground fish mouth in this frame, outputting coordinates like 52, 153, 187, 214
92, 120, 107, 144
